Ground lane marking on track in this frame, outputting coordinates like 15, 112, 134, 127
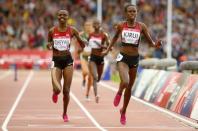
98, 81, 198, 129
70, 92, 107, 131
28, 124, 74, 128
10, 125, 192, 130
8, 115, 86, 120
63, 73, 106, 131
0, 70, 11, 80
1, 70, 34, 131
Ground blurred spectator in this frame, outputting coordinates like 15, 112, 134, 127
0, 0, 197, 63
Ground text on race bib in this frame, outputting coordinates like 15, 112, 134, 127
89, 37, 102, 49
121, 29, 140, 44
53, 37, 70, 51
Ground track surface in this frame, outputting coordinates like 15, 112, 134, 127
0, 70, 197, 131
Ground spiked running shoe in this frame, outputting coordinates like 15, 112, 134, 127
113, 93, 121, 107
63, 114, 69, 122
120, 109, 126, 125
52, 93, 58, 103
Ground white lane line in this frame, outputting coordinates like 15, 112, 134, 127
1, 71, 34, 131
70, 92, 107, 131
99, 81, 198, 129
12, 125, 192, 130
28, 124, 74, 128
0, 70, 11, 80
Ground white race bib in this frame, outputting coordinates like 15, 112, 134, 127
121, 29, 140, 44
53, 37, 70, 51
116, 53, 123, 61
89, 37, 102, 49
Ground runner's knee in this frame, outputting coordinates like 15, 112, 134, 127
63, 87, 70, 96
121, 80, 129, 88
92, 74, 98, 81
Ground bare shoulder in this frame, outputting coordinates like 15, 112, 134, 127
100, 30, 108, 37
104, 32, 110, 39
70, 26, 79, 35
114, 21, 125, 31
117, 21, 125, 27
48, 27, 55, 39
138, 22, 147, 29
70, 26, 77, 31
49, 26, 55, 33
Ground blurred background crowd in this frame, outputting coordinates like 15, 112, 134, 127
0, 0, 198, 63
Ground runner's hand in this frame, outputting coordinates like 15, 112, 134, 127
47, 43, 52, 50
101, 50, 108, 56
155, 40, 163, 49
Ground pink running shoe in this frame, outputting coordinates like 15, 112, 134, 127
52, 93, 58, 103
120, 109, 126, 125
63, 114, 69, 122
113, 93, 121, 107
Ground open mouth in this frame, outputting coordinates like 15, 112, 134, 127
60, 18, 65, 21
129, 15, 135, 19
59, 17, 66, 21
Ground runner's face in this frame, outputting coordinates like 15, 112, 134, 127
57, 10, 69, 24
93, 20, 100, 30
126, 6, 137, 21
84, 22, 93, 33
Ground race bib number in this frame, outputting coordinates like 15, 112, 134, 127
116, 53, 123, 61
53, 37, 70, 51
121, 29, 140, 44
89, 37, 102, 49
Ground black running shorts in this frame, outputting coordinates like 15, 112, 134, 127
52, 55, 73, 69
89, 54, 104, 65
116, 52, 139, 68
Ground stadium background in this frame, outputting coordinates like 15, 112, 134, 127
0, 0, 197, 62
0, 0, 198, 130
